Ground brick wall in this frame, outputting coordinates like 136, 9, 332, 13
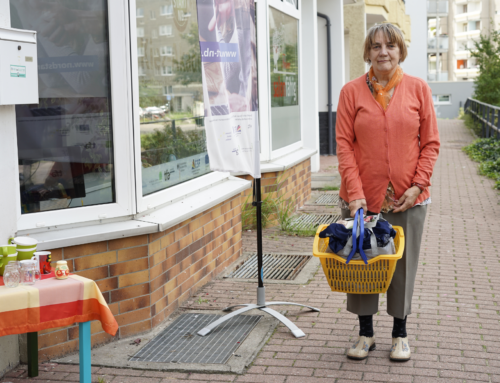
34, 159, 312, 361
37, 195, 242, 361
239, 158, 312, 227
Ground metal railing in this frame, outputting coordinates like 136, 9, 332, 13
464, 98, 500, 139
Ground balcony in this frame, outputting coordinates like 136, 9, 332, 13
427, 71, 448, 81
427, 1, 448, 15
455, 29, 481, 40
455, 10, 481, 22
428, 35, 449, 51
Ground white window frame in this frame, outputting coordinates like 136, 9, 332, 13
266, 0, 303, 160
159, 24, 173, 36
136, 7, 144, 17
130, 0, 231, 214
137, 46, 145, 57
160, 4, 173, 16
17, 0, 136, 231
137, 27, 144, 37
160, 45, 173, 56
162, 65, 173, 75
433, 94, 452, 105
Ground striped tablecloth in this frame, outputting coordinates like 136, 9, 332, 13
0, 275, 118, 337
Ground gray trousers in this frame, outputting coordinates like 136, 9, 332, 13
341, 205, 427, 319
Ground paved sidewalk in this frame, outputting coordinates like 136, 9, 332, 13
3, 119, 500, 382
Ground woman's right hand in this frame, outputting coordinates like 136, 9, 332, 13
348, 199, 367, 218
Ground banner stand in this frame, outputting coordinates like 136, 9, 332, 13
197, 178, 320, 338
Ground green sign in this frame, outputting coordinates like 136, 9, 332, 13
10, 65, 26, 78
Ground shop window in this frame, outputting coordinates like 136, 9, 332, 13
269, 7, 301, 151
10, 0, 116, 214
136, 0, 209, 196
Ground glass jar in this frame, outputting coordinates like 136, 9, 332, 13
20, 260, 41, 285
4, 263, 21, 288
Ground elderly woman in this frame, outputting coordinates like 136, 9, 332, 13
336, 23, 440, 362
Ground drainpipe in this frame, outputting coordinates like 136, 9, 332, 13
317, 12, 335, 155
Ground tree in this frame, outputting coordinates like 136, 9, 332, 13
173, 23, 202, 86
469, 23, 500, 106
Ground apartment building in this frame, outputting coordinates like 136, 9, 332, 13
427, 0, 500, 82
344, 0, 412, 82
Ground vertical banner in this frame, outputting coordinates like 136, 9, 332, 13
196, 0, 261, 178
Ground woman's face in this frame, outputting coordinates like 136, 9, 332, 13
369, 32, 401, 74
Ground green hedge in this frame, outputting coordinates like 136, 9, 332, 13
463, 138, 500, 190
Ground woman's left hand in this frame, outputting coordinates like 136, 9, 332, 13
393, 186, 421, 213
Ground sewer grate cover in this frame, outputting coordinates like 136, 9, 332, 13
315, 194, 340, 205
226, 253, 311, 280
289, 214, 341, 230
129, 313, 261, 364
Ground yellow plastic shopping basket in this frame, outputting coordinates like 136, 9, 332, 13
313, 222, 405, 294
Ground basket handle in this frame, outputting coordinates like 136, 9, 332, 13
345, 208, 369, 265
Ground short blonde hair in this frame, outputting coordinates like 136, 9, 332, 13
363, 23, 408, 64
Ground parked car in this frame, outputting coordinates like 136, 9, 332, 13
138, 107, 146, 118
160, 104, 170, 113
145, 107, 165, 119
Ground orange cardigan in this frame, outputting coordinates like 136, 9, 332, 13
336, 73, 440, 213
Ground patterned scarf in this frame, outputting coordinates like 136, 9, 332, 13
368, 66, 404, 111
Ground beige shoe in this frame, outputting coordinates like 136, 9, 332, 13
347, 336, 376, 360
389, 337, 411, 361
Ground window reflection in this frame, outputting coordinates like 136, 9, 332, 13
137, 0, 210, 196
11, 0, 115, 214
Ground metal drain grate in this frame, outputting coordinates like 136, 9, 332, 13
289, 214, 341, 230
315, 194, 340, 205
130, 313, 261, 364
227, 253, 311, 280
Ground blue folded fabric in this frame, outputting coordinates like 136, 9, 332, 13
319, 220, 396, 254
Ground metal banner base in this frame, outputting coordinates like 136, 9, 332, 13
197, 287, 320, 338
197, 179, 319, 339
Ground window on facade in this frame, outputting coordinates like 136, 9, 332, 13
137, 27, 145, 37
161, 46, 173, 56
433, 95, 451, 105
10, 0, 115, 214
159, 25, 173, 36
161, 4, 173, 16
283, 0, 298, 10
137, 7, 144, 17
150, 10, 156, 19
162, 66, 173, 75
269, 7, 300, 151
457, 59, 467, 69
152, 29, 158, 39
463, 23, 468, 32
136, 0, 209, 196
138, 46, 145, 57
463, 4, 468, 13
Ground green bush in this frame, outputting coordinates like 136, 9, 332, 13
470, 24, 500, 106
463, 138, 500, 189
462, 113, 483, 137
